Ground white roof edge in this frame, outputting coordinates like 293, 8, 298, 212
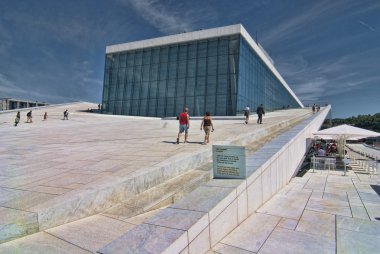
106, 24, 242, 54
106, 24, 303, 108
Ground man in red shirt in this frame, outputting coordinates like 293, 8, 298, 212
177, 107, 190, 144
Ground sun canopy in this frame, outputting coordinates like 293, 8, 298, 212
313, 124, 380, 140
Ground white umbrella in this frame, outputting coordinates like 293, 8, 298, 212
313, 124, 380, 155
313, 125, 380, 175
313, 124, 380, 140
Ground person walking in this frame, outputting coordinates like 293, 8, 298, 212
256, 104, 265, 124
14, 111, 20, 126
43, 112, 48, 120
177, 107, 190, 144
26, 110, 33, 123
63, 109, 69, 120
244, 105, 250, 124
200, 112, 214, 145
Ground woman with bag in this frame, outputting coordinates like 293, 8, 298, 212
200, 112, 214, 145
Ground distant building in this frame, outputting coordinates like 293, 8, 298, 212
0, 98, 49, 111
102, 24, 303, 117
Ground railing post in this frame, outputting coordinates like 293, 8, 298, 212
344, 160, 347, 176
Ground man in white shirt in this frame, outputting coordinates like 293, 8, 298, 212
318, 148, 326, 156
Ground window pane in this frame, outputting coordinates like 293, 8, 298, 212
177, 78, 185, 97
127, 52, 135, 66
195, 76, 206, 96
197, 58, 206, 77
187, 59, 196, 77
159, 47, 169, 62
135, 51, 142, 65
151, 48, 160, 64
188, 43, 197, 59
142, 49, 151, 65
178, 44, 188, 60
119, 53, 127, 68
158, 80, 167, 97
186, 77, 195, 97
166, 79, 176, 97
208, 40, 218, 57
178, 61, 187, 78
198, 41, 207, 58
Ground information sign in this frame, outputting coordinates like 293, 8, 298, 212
213, 145, 246, 179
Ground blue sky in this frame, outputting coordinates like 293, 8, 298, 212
0, 0, 379, 118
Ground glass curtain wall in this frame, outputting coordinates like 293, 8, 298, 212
237, 37, 300, 112
102, 35, 240, 117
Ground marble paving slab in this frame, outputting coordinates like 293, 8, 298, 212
296, 210, 335, 237
98, 223, 186, 254
336, 216, 380, 235
257, 194, 309, 220
46, 214, 135, 252
259, 227, 335, 254
306, 197, 352, 217
220, 213, 281, 253
0, 232, 91, 254
337, 228, 380, 254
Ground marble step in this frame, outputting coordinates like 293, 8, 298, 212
0, 110, 311, 244
101, 165, 212, 221
0, 167, 212, 252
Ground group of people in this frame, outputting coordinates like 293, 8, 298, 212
14, 110, 34, 126
14, 109, 69, 126
312, 104, 320, 113
313, 141, 338, 157
176, 104, 265, 145
244, 104, 265, 124
176, 107, 214, 145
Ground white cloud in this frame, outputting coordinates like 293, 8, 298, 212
359, 20, 376, 32
117, 0, 200, 34
117, 0, 219, 34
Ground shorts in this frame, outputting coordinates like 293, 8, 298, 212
204, 126, 211, 135
179, 124, 188, 133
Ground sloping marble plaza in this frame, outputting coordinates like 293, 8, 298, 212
0, 103, 379, 253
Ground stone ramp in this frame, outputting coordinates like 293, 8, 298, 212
98, 107, 330, 253
0, 104, 312, 244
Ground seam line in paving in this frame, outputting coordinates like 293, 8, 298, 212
143, 221, 187, 233
322, 175, 329, 199
0, 205, 37, 215
44, 231, 91, 253
99, 213, 138, 225
351, 177, 372, 219
2, 186, 62, 196
218, 242, 256, 253
293, 189, 313, 230
346, 192, 354, 218
256, 214, 282, 253
303, 208, 351, 219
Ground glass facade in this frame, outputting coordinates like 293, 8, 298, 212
237, 38, 300, 111
102, 34, 301, 117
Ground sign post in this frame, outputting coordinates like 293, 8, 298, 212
213, 145, 246, 179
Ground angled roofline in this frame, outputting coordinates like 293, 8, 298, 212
105, 24, 303, 107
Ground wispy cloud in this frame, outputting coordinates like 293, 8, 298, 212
262, 1, 341, 45
279, 46, 380, 105
359, 20, 376, 32
116, 0, 215, 34
117, 0, 190, 34
0, 23, 12, 54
